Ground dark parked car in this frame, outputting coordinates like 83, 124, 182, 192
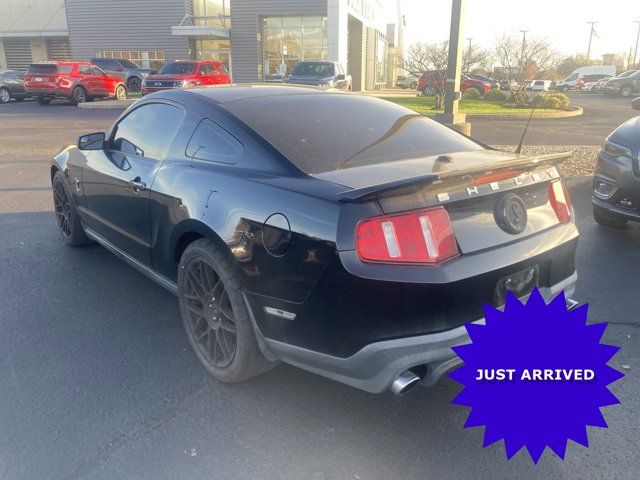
0, 69, 28, 103
592, 99, 640, 227
90, 57, 157, 92
603, 70, 640, 97
51, 85, 578, 394
283, 61, 352, 90
24, 62, 127, 105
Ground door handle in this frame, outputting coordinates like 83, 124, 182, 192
129, 177, 147, 192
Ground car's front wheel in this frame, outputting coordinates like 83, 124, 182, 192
621, 86, 633, 97
178, 239, 275, 383
52, 171, 91, 246
114, 84, 127, 100
410, 81, 417, 90
593, 204, 627, 228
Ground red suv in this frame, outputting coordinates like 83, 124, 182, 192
417, 71, 491, 97
24, 62, 126, 105
141, 60, 231, 95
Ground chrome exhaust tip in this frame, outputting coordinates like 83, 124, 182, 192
389, 370, 421, 396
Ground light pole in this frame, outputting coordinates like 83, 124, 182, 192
442, 0, 469, 134
586, 21, 598, 58
633, 20, 640, 68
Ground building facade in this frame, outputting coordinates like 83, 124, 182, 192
0, 0, 70, 70
0, 0, 402, 91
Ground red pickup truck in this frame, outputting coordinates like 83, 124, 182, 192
24, 61, 126, 105
141, 60, 231, 95
417, 71, 492, 97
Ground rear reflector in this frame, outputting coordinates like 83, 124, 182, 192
355, 207, 459, 264
549, 179, 571, 223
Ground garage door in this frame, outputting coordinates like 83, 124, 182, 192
46, 38, 71, 61
3, 38, 33, 69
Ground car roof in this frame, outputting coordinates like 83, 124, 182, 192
29, 61, 92, 65
186, 84, 329, 104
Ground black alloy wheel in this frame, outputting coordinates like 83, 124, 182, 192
127, 77, 141, 92
53, 176, 72, 239
178, 239, 274, 383
52, 171, 91, 246
183, 258, 237, 368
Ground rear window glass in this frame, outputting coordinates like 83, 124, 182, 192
221, 94, 484, 174
159, 62, 196, 75
291, 63, 334, 77
27, 64, 58, 74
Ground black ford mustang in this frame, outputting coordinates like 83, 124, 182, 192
51, 85, 579, 394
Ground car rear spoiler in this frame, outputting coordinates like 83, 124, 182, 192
337, 151, 573, 203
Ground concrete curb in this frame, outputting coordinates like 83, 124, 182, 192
464, 106, 583, 121
78, 99, 137, 109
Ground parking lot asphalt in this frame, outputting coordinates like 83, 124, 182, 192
0, 100, 639, 479
471, 92, 639, 145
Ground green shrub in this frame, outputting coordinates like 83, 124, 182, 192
462, 87, 481, 99
485, 88, 507, 102
546, 93, 570, 108
530, 92, 570, 109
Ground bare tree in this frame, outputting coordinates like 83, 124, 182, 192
401, 41, 449, 108
463, 46, 493, 73
493, 34, 560, 105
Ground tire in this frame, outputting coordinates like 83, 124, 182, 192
114, 84, 127, 100
36, 97, 51, 105
423, 85, 436, 96
70, 86, 87, 105
0, 87, 10, 103
593, 205, 627, 228
178, 238, 275, 383
127, 76, 141, 92
621, 86, 632, 97
85, 97, 94, 102
410, 81, 417, 90
52, 171, 91, 246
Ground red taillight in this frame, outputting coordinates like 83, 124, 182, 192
549, 179, 571, 223
355, 207, 459, 264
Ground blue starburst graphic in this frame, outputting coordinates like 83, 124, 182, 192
449, 288, 623, 463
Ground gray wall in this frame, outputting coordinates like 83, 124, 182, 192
64, 0, 191, 63
230, 0, 327, 83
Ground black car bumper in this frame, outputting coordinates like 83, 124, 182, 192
254, 274, 577, 393
592, 150, 640, 221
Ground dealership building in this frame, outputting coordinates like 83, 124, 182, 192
0, 0, 403, 91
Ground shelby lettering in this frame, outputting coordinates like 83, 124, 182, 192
476, 369, 596, 381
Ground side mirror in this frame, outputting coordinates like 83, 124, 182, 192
78, 132, 105, 150
632, 97, 640, 111
336, 74, 346, 81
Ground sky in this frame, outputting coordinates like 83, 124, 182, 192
400, 0, 640, 60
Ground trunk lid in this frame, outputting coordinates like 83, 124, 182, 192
317, 149, 572, 254
24, 64, 59, 89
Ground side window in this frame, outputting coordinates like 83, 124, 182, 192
186, 118, 243, 165
58, 65, 73, 74
201, 64, 215, 75
78, 66, 92, 75
91, 67, 104, 75
112, 103, 185, 161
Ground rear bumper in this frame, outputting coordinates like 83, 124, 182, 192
261, 273, 577, 393
25, 88, 70, 99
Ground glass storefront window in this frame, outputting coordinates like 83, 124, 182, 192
261, 16, 327, 81
193, 0, 229, 27
375, 36, 387, 84
193, 39, 232, 72
96, 50, 165, 70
